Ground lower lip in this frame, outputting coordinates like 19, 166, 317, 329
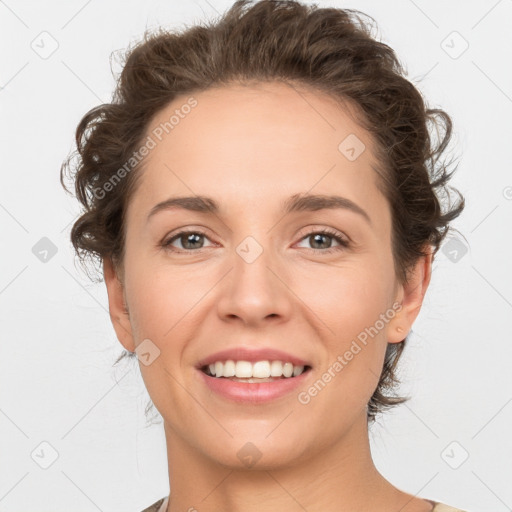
197, 368, 312, 403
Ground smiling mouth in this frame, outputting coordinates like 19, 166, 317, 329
200, 365, 313, 381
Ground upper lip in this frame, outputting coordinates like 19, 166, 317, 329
196, 347, 312, 369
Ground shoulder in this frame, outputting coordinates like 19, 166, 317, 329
140, 497, 471, 512
140, 497, 166, 512
432, 502, 469, 512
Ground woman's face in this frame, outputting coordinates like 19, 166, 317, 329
105, 81, 429, 469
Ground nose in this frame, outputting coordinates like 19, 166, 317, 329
216, 239, 293, 327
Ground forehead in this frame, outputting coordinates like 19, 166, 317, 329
129, 81, 387, 220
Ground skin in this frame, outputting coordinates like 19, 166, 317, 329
103, 81, 433, 512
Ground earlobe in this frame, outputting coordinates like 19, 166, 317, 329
387, 246, 433, 344
102, 256, 135, 352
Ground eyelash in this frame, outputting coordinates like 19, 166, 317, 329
161, 228, 350, 255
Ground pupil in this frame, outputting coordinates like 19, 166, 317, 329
312, 234, 330, 249
184, 233, 202, 249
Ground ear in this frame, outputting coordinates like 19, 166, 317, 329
103, 256, 135, 352
387, 245, 433, 344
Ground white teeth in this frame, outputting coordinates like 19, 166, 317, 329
204, 360, 307, 379
293, 365, 303, 377
270, 360, 283, 377
223, 360, 236, 377
251, 361, 270, 378
283, 362, 294, 378
236, 361, 253, 378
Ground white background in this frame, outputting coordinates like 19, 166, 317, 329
1, 1, 511, 511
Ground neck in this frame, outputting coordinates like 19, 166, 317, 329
163, 413, 408, 512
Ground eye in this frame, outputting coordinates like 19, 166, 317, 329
295, 228, 350, 254
162, 230, 214, 252
161, 227, 350, 254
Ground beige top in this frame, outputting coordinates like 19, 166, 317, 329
141, 496, 468, 512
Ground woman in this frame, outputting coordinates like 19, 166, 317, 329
60, 1, 467, 511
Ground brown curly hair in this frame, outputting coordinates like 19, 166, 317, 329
60, 0, 465, 424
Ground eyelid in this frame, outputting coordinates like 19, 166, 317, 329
295, 225, 350, 244
162, 227, 216, 250
293, 227, 350, 254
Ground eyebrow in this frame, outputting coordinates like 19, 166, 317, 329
147, 193, 372, 225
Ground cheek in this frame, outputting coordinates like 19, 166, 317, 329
122, 255, 170, 344
296, 261, 392, 395
296, 261, 392, 338
124, 258, 213, 347
123, 264, 202, 411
